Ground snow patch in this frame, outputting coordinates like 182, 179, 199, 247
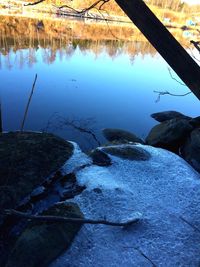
61, 142, 91, 174
51, 144, 200, 267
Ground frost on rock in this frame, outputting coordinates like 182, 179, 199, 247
50, 144, 200, 267
61, 142, 92, 174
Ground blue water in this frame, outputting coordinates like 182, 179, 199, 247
1, 24, 200, 150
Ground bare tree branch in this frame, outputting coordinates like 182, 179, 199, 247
190, 40, 200, 54
41, 112, 59, 133
94, 7, 120, 39
99, 0, 110, 10
134, 247, 157, 267
53, 0, 110, 16
154, 90, 191, 97
180, 216, 200, 233
24, 0, 45, 6
186, 44, 200, 63
4, 209, 140, 227
58, 116, 101, 146
154, 90, 191, 102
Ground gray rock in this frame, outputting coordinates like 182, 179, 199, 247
190, 116, 200, 128
5, 202, 83, 267
146, 118, 193, 153
90, 149, 112, 166
102, 145, 150, 161
151, 111, 191, 122
180, 128, 200, 172
102, 128, 144, 144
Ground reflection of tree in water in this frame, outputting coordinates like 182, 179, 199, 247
5, 53, 12, 70
19, 50, 24, 69
0, 13, 195, 68
65, 43, 76, 58
42, 48, 56, 64
28, 48, 37, 68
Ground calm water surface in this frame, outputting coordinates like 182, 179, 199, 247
1, 14, 200, 150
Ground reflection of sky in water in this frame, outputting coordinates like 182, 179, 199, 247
1, 46, 200, 150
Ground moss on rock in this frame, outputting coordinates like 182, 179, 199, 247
102, 145, 150, 161
0, 132, 73, 211
5, 202, 83, 267
89, 149, 112, 166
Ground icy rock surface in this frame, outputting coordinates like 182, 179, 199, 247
61, 142, 91, 174
51, 144, 200, 267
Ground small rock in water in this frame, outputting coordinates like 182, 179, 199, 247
151, 110, 191, 122
102, 128, 144, 144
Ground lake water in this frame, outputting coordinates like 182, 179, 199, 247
0, 13, 200, 150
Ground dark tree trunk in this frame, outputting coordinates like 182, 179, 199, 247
115, 0, 200, 100
0, 102, 2, 133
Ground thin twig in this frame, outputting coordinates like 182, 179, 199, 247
55, 0, 110, 15
99, 0, 110, 10
24, 0, 45, 6
94, 7, 120, 39
67, 122, 101, 146
134, 247, 157, 267
190, 40, 200, 53
180, 216, 200, 233
20, 74, 37, 132
41, 112, 59, 133
4, 209, 140, 227
154, 90, 191, 97
154, 90, 191, 103
167, 67, 186, 87
186, 44, 200, 63
59, 116, 101, 146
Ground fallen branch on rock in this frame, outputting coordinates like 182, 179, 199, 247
4, 209, 141, 227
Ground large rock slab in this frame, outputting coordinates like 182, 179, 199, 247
151, 110, 191, 122
50, 143, 200, 267
102, 128, 144, 144
181, 128, 200, 172
146, 118, 193, 152
0, 132, 73, 212
5, 202, 83, 267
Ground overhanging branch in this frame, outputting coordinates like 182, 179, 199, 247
24, 0, 45, 6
